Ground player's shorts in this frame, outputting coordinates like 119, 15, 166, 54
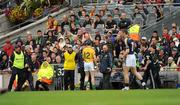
124, 54, 136, 67
84, 62, 94, 72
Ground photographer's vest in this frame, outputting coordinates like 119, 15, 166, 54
64, 51, 76, 70
13, 51, 24, 69
129, 24, 140, 41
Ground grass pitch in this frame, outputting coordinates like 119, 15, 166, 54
0, 89, 180, 105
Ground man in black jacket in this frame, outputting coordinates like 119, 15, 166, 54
99, 44, 113, 89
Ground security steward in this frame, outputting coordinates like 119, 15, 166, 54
8, 45, 26, 91
63, 44, 78, 90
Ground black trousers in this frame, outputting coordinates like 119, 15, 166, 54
8, 67, 26, 91
102, 72, 111, 89
64, 70, 75, 90
78, 68, 85, 90
35, 80, 49, 91
25, 71, 35, 91
143, 63, 161, 89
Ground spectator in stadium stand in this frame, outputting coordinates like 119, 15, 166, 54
93, 14, 105, 29
153, 5, 163, 21
63, 44, 77, 90
101, 5, 109, 12
35, 30, 46, 48
39, 50, 48, 64
61, 15, 70, 31
99, 44, 113, 89
135, 3, 149, 15
50, 52, 56, 64
105, 14, 117, 33
58, 37, 66, 50
78, 5, 84, 17
113, 8, 120, 16
162, 27, 171, 42
15, 37, 23, 47
47, 15, 58, 31
94, 39, 101, 57
69, 14, 79, 26
89, 5, 96, 18
142, 45, 161, 89
24, 45, 35, 91
25, 31, 36, 48
171, 27, 180, 39
150, 35, 159, 46
31, 52, 40, 72
35, 61, 54, 91
173, 37, 180, 49
46, 30, 57, 43
114, 32, 125, 59
169, 23, 179, 34
8, 45, 26, 91
94, 30, 101, 41
171, 47, 179, 65
3, 38, 14, 57
83, 15, 92, 27
0, 51, 8, 70
99, 9, 106, 18
81, 9, 87, 18
133, 7, 147, 24
118, 12, 131, 30
70, 22, 78, 35
166, 57, 177, 70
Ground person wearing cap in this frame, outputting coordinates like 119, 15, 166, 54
63, 44, 78, 90
8, 45, 26, 91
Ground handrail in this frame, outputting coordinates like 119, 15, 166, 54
85, 3, 180, 6
141, 8, 180, 35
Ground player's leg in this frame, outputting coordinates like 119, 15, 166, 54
90, 70, 96, 90
122, 66, 130, 90
131, 67, 143, 80
84, 62, 90, 89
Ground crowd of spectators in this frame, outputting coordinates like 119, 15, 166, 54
0, 1, 179, 90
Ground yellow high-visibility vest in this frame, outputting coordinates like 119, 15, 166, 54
64, 51, 76, 70
129, 24, 140, 41
13, 51, 24, 69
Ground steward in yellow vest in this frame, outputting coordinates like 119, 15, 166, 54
8, 45, 26, 91
63, 44, 77, 90
129, 24, 140, 41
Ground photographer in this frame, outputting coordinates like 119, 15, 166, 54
142, 45, 161, 89
99, 44, 113, 89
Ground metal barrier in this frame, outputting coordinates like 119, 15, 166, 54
0, 67, 180, 89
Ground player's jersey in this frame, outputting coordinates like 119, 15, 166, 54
82, 46, 95, 63
125, 38, 135, 54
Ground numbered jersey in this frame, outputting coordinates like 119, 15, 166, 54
82, 46, 95, 63
125, 38, 135, 54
